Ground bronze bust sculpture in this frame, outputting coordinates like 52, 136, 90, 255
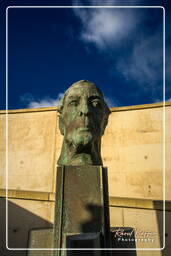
57, 80, 111, 166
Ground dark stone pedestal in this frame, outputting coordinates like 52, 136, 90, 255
54, 166, 111, 256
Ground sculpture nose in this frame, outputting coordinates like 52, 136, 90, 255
79, 100, 90, 116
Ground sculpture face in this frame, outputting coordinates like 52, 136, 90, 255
58, 80, 110, 166
62, 83, 106, 147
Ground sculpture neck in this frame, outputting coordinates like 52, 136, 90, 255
57, 139, 102, 166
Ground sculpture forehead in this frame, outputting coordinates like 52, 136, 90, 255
66, 83, 102, 98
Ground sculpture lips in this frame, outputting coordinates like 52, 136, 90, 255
79, 127, 90, 132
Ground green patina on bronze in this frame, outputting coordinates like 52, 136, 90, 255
53, 166, 111, 254
57, 80, 111, 166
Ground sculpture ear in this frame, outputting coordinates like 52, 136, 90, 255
59, 115, 65, 135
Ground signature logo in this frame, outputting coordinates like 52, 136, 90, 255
110, 227, 157, 243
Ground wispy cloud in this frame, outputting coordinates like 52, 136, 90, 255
104, 96, 120, 107
72, 2, 165, 102
20, 93, 64, 108
116, 34, 163, 86
72, 3, 141, 49
72, 0, 142, 7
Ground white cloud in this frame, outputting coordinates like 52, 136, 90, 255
116, 34, 163, 86
71, 0, 169, 104
72, 3, 141, 49
104, 96, 119, 107
72, 2, 164, 90
72, 0, 142, 7
20, 93, 64, 108
20, 93, 34, 102
20, 92, 119, 109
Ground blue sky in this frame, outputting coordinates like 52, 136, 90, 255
0, 0, 171, 109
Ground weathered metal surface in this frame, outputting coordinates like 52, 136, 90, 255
53, 166, 110, 256
27, 228, 53, 256
57, 80, 111, 166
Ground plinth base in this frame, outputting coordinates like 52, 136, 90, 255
53, 166, 110, 253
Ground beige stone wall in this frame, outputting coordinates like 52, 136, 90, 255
102, 106, 164, 200
0, 109, 58, 192
0, 102, 170, 199
0, 102, 171, 255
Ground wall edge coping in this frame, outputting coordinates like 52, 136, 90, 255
0, 101, 171, 115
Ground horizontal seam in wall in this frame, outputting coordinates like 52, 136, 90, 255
1, 189, 170, 210
109, 204, 171, 211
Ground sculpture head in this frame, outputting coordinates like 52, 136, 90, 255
57, 80, 111, 166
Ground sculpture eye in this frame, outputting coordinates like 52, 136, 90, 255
69, 100, 79, 106
91, 100, 101, 108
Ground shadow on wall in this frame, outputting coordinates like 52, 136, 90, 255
154, 201, 171, 256
0, 198, 53, 256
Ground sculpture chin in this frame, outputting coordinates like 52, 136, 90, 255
65, 130, 94, 151
58, 130, 102, 166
